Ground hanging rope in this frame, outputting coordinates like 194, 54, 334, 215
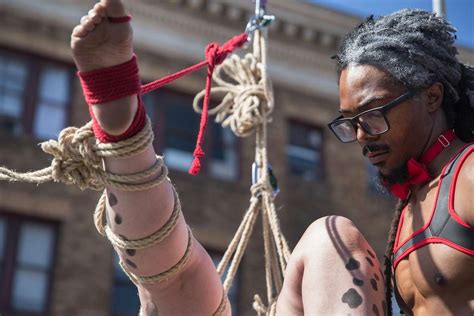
0, 4, 288, 314
193, 29, 291, 316
141, 33, 249, 175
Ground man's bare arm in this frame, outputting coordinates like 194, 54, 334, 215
71, 1, 228, 314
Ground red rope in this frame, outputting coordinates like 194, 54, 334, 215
78, 28, 248, 173
141, 32, 248, 175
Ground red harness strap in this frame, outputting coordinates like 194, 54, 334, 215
387, 130, 456, 200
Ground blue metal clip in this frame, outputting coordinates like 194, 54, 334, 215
252, 162, 280, 197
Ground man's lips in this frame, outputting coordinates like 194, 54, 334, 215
366, 151, 389, 165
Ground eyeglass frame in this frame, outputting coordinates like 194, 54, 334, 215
327, 90, 416, 143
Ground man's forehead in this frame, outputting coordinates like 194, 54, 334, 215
340, 64, 395, 91
338, 65, 403, 113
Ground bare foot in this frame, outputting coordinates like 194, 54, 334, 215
71, 0, 137, 135
71, 0, 133, 72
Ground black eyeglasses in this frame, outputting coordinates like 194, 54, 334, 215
328, 90, 416, 143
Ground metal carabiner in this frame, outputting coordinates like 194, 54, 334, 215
252, 162, 280, 197
244, 1, 275, 42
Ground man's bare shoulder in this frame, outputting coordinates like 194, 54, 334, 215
455, 148, 474, 227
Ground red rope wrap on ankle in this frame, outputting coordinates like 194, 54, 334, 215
78, 55, 145, 143
78, 55, 140, 104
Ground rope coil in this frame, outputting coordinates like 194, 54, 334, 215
120, 226, 194, 284
193, 53, 274, 138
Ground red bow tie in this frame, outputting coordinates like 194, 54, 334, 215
387, 130, 456, 200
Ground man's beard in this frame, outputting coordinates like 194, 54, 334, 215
372, 163, 410, 194
363, 143, 410, 194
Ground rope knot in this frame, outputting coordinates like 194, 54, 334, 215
40, 123, 105, 190
205, 43, 227, 67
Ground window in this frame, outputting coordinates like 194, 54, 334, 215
110, 252, 140, 316
33, 65, 72, 139
0, 49, 73, 139
286, 120, 324, 180
0, 214, 58, 315
0, 54, 28, 135
143, 88, 238, 180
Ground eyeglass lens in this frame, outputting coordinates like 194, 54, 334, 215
332, 109, 389, 142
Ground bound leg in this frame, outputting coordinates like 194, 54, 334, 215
71, 1, 228, 315
277, 216, 386, 316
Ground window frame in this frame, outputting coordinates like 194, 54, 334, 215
286, 119, 326, 181
142, 86, 240, 180
0, 212, 60, 316
0, 46, 75, 140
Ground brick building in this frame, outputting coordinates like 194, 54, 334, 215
0, 0, 473, 315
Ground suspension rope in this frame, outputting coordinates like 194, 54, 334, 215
193, 28, 290, 315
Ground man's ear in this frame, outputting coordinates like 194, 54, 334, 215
424, 82, 444, 113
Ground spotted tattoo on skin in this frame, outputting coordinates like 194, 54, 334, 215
365, 256, 374, 267
367, 249, 376, 259
125, 259, 137, 269
126, 249, 136, 256
341, 288, 363, 309
353, 277, 364, 286
372, 304, 380, 316
108, 193, 118, 206
370, 278, 378, 291
374, 273, 379, 281
345, 258, 360, 270
114, 213, 123, 225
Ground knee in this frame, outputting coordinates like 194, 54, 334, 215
295, 216, 367, 259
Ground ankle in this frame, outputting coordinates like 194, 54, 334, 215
91, 95, 138, 136
91, 95, 147, 143
78, 55, 147, 143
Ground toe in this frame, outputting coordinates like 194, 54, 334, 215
80, 15, 89, 25
83, 19, 97, 31
88, 9, 103, 24
101, 0, 127, 17
93, 3, 107, 16
72, 25, 87, 38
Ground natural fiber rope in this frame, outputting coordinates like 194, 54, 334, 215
194, 29, 291, 316
120, 226, 193, 284
0, 116, 191, 285
193, 50, 274, 138
0, 117, 154, 190
104, 185, 181, 250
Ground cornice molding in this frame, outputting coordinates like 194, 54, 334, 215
1, 0, 472, 98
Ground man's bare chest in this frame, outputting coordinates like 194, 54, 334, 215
394, 188, 474, 311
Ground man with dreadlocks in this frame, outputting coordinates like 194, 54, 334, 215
322, 9, 474, 315
281, 8, 474, 316
70, 0, 473, 314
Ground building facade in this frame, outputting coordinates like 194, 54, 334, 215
0, 0, 473, 315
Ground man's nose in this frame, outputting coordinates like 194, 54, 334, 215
356, 123, 377, 144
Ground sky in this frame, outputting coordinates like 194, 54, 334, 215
304, 0, 474, 48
